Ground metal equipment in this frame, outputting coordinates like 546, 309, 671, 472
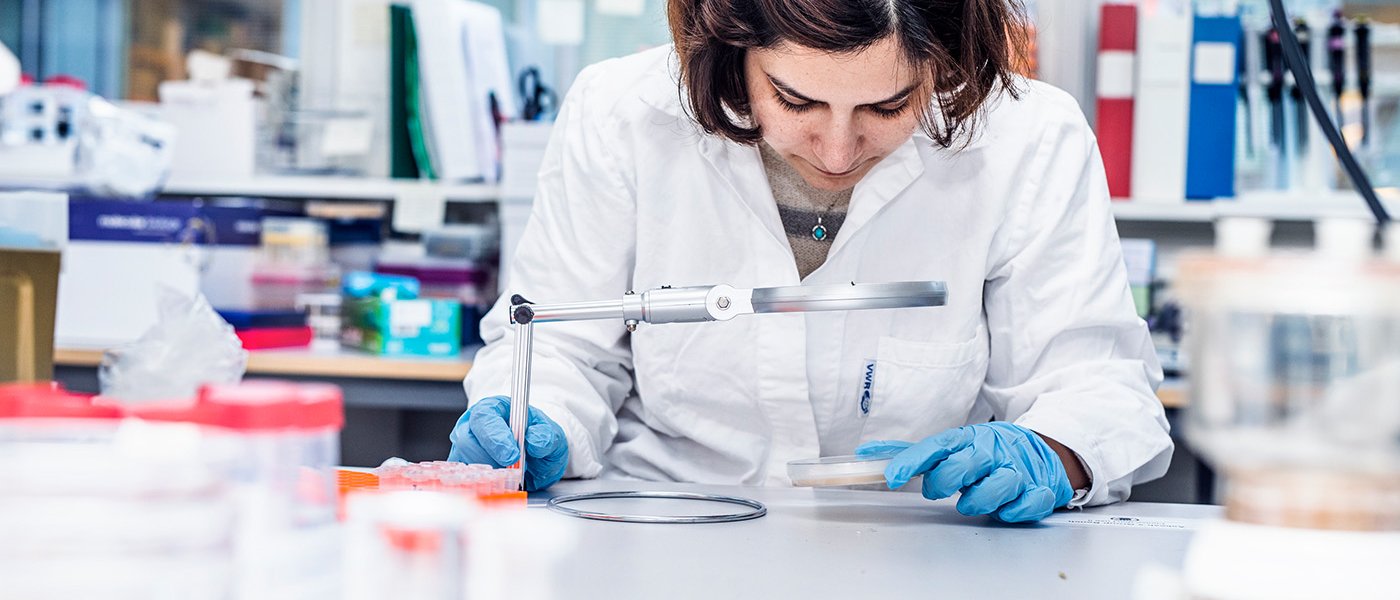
507, 280, 948, 521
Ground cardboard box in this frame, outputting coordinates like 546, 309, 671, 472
0, 248, 61, 382
58, 198, 297, 347
341, 296, 460, 357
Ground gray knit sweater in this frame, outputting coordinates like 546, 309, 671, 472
759, 143, 853, 279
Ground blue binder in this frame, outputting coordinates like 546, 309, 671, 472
1185, 15, 1242, 200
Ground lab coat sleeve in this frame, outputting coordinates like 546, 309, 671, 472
462, 63, 636, 479
980, 110, 1173, 507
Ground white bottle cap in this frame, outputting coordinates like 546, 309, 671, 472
1215, 217, 1273, 258
1315, 217, 1375, 261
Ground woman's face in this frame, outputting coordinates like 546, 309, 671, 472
745, 36, 925, 192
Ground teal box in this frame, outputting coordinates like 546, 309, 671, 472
341, 296, 462, 357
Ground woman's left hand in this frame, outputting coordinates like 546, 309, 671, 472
856, 422, 1074, 523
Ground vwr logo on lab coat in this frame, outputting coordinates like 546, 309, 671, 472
860, 361, 876, 415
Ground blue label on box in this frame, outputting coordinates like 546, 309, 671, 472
68, 198, 204, 243
69, 198, 300, 246
203, 205, 268, 246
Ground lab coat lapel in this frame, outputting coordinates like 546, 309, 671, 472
828, 137, 925, 257
696, 136, 793, 254
696, 136, 820, 482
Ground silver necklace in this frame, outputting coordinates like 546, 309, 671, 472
811, 194, 847, 242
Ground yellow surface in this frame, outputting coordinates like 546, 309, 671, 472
54, 347, 472, 382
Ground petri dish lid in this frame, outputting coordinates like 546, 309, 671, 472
787, 453, 897, 488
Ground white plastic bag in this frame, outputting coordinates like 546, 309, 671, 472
99, 286, 247, 403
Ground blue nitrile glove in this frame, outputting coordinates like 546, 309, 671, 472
448, 396, 568, 491
857, 422, 1074, 523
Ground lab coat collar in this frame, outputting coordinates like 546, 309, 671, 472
661, 43, 931, 271
651, 49, 800, 254
694, 132, 928, 275
696, 135, 795, 261
828, 136, 925, 258
639, 48, 687, 118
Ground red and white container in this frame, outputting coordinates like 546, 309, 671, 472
0, 384, 236, 600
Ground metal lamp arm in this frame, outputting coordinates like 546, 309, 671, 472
504, 281, 948, 489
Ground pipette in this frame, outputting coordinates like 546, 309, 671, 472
1356, 17, 1373, 145
1327, 11, 1347, 121
1292, 18, 1312, 152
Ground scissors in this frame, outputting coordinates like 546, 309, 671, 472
518, 67, 558, 121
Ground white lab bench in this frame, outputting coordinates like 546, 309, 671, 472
530, 480, 1221, 600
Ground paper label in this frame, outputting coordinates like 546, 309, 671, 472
1193, 42, 1237, 85
1042, 513, 1200, 530
353, 1, 389, 44
1097, 51, 1136, 99
321, 117, 375, 157
1119, 238, 1157, 286
390, 300, 433, 336
393, 184, 447, 233
537, 0, 585, 45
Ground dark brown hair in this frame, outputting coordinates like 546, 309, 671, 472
667, 0, 1031, 148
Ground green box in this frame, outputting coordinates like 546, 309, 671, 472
341, 296, 461, 357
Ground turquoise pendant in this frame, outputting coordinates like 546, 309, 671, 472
812, 223, 828, 241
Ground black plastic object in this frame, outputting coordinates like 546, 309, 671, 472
510, 294, 535, 325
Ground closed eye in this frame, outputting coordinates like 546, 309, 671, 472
774, 91, 817, 114
866, 100, 910, 119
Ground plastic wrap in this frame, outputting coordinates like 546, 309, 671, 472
99, 287, 247, 403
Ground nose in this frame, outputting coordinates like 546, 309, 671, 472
812, 115, 861, 174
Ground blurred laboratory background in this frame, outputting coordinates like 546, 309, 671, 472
1, 0, 1398, 495
4, 1, 1400, 599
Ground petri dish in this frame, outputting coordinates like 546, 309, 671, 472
787, 453, 897, 487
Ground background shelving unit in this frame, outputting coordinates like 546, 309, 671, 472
161, 175, 499, 203
1111, 190, 1399, 223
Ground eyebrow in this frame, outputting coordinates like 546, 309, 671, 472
767, 75, 920, 107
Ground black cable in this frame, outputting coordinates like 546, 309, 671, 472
1268, 0, 1390, 224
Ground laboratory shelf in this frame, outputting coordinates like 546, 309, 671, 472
54, 346, 474, 382
1111, 190, 1399, 223
1110, 202, 1217, 222
1157, 378, 1188, 409
160, 175, 500, 202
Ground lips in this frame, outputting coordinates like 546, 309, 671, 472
812, 162, 862, 178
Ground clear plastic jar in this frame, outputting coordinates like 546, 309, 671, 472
1177, 254, 1400, 530
0, 384, 235, 599
131, 380, 345, 599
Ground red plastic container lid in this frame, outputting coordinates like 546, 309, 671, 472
0, 383, 119, 420
42, 75, 87, 90
0, 381, 342, 431
294, 383, 344, 430
197, 381, 304, 431
193, 380, 343, 431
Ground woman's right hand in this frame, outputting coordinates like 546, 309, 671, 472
448, 396, 569, 491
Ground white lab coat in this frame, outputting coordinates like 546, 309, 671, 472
464, 47, 1172, 506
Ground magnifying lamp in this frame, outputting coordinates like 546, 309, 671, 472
504, 280, 948, 522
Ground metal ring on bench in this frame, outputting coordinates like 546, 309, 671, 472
545, 490, 767, 524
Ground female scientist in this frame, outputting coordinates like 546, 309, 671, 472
449, 0, 1172, 522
